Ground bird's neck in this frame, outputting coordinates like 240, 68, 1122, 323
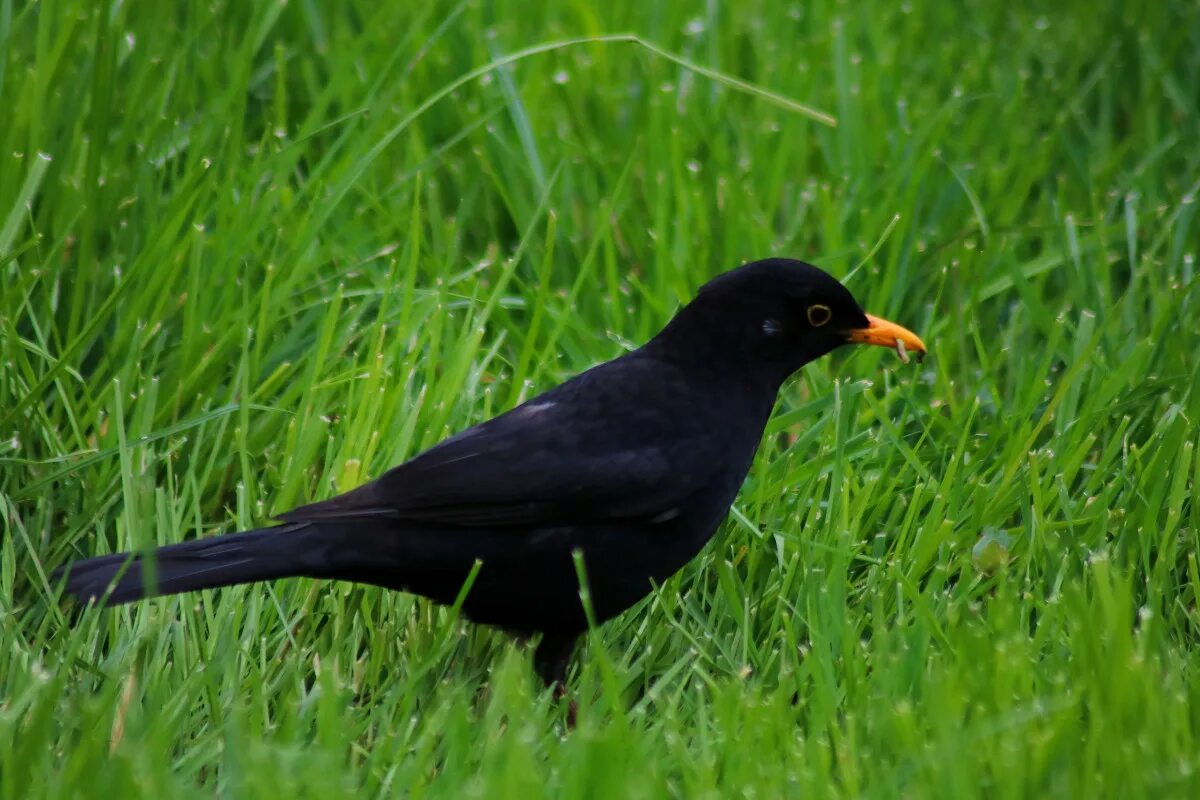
641, 314, 788, 408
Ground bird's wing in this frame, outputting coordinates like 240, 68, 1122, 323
278, 358, 717, 528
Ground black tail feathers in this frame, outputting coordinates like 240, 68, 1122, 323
54, 524, 337, 606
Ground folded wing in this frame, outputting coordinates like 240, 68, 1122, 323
278, 358, 716, 528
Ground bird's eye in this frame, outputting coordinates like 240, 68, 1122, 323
807, 304, 832, 327
762, 318, 782, 336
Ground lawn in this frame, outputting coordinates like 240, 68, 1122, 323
2, 0, 1199, 796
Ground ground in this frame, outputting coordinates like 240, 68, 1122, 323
2, 1, 1199, 797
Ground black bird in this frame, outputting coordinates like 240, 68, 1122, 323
56, 258, 926, 690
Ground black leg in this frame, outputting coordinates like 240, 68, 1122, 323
533, 633, 575, 685
534, 633, 578, 727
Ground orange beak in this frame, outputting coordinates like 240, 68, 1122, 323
846, 314, 928, 363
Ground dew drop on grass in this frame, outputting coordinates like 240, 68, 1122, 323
972, 528, 1011, 572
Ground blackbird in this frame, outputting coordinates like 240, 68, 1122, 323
55, 258, 926, 689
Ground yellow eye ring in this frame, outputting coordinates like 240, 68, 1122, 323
807, 304, 832, 327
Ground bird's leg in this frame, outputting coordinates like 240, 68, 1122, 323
534, 634, 578, 728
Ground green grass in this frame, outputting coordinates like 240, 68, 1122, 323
3, 0, 1200, 796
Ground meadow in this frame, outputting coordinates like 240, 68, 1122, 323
2, 1, 1199, 796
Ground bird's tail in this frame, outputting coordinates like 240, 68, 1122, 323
53, 523, 356, 606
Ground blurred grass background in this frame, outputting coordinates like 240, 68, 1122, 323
2, 0, 1199, 796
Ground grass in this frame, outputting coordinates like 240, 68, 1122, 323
2, 0, 1199, 796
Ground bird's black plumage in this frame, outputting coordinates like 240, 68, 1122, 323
55, 258, 926, 687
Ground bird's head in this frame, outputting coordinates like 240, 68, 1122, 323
652, 258, 927, 387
